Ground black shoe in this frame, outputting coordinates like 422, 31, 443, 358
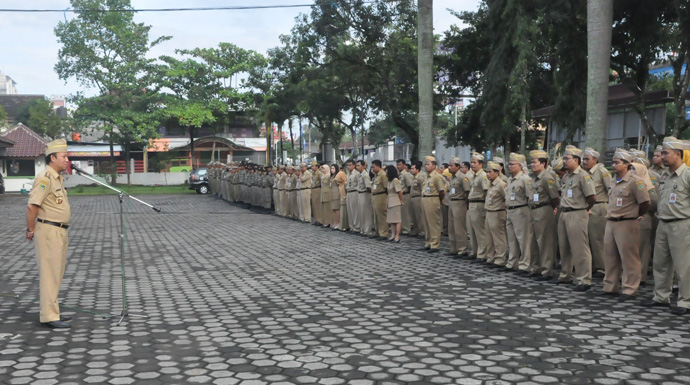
639, 299, 670, 308
574, 284, 591, 292
377, 237, 388, 241
445, 252, 457, 256
498, 266, 513, 272
41, 320, 71, 329
486, 263, 501, 269
618, 294, 635, 302
60, 315, 72, 322
549, 279, 571, 285
528, 272, 542, 278
418, 247, 431, 251
534, 275, 552, 281
594, 290, 617, 297
393, 239, 400, 243
427, 249, 440, 253
515, 270, 530, 276
461, 254, 476, 260
670, 306, 688, 315
592, 271, 605, 278
471, 258, 484, 263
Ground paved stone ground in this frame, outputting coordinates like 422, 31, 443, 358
1, 193, 689, 385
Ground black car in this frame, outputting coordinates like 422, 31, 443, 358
188, 168, 209, 194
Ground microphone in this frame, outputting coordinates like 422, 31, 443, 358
70, 162, 91, 176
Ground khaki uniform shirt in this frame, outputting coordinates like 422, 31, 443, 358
449, 172, 471, 201
312, 169, 323, 189
372, 169, 388, 195
347, 170, 360, 192
29, 167, 71, 224
607, 172, 650, 219
387, 179, 403, 207
530, 168, 559, 207
506, 171, 532, 206
359, 170, 373, 192
651, 165, 666, 174
422, 170, 444, 197
301, 170, 313, 189
657, 163, 690, 220
485, 178, 507, 211
410, 171, 425, 197
399, 169, 413, 193
468, 169, 490, 201
588, 163, 613, 202
278, 172, 287, 190
288, 174, 298, 191
560, 166, 596, 209
334, 170, 347, 198
499, 173, 509, 184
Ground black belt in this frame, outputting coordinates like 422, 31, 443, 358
531, 202, 551, 209
607, 217, 637, 222
450, 198, 465, 201
358, 191, 369, 194
595, 201, 607, 204
469, 199, 484, 203
403, 192, 410, 195
508, 204, 528, 210
423, 195, 439, 198
561, 207, 586, 213
347, 190, 358, 193
486, 209, 506, 212
37, 218, 69, 229
660, 217, 690, 223
372, 191, 386, 196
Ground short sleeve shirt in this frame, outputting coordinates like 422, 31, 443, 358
468, 169, 490, 200
560, 166, 596, 209
588, 163, 613, 202
506, 171, 531, 206
372, 170, 388, 194
530, 168, 560, 206
422, 170, 444, 197
411, 171, 425, 197
387, 179, 403, 208
657, 163, 690, 220
607, 172, 650, 219
485, 178, 507, 211
449, 172, 471, 200
28, 167, 71, 224
347, 170, 360, 192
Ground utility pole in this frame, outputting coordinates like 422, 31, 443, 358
417, 0, 434, 159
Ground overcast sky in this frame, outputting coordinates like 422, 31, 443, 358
0, 0, 480, 99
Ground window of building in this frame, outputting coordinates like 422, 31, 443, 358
6, 159, 35, 177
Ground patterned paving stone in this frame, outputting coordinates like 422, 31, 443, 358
1, 194, 690, 384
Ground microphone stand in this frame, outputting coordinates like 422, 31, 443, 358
71, 165, 160, 325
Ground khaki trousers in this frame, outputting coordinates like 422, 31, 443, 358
301, 190, 311, 222
468, 202, 488, 259
603, 220, 642, 295
273, 189, 279, 213
530, 205, 557, 276
372, 194, 388, 237
296, 190, 304, 220
442, 203, 449, 235
639, 213, 653, 282
340, 198, 349, 230
410, 196, 424, 236
588, 203, 607, 271
234, 185, 240, 202
485, 210, 507, 265
652, 219, 690, 308
280, 190, 289, 217
506, 206, 533, 271
557, 210, 592, 285
34, 222, 68, 323
321, 198, 332, 226
311, 188, 322, 224
448, 200, 469, 255
401, 193, 412, 234
421, 196, 442, 249
347, 192, 360, 232
358, 192, 374, 235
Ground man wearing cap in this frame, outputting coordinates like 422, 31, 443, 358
466, 152, 490, 261
485, 161, 508, 267
371, 160, 389, 239
552, 157, 566, 181
493, 156, 509, 184
505, 153, 534, 275
596, 149, 650, 300
346, 160, 360, 232
528, 150, 560, 280
555, 145, 597, 291
632, 152, 660, 286
641, 137, 690, 314
409, 161, 426, 238
397, 159, 414, 235
651, 145, 666, 174
279, 166, 289, 216
582, 147, 612, 277
420, 156, 445, 252
357, 160, 375, 235
311, 162, 323, 225
300, 164, 313, 223
26, 139, 73, 329
446, 157, 471, 257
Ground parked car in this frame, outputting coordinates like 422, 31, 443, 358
188, 168, 209, 194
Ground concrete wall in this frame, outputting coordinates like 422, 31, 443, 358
3, 172, 189, 193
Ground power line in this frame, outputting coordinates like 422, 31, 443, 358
0, 2, 378, 13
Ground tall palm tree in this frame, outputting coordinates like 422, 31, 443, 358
418, 0, 434, 159
585, 0, 613, 153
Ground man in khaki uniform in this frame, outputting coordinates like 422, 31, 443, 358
299, 164, 312, 223
494, 156, 509, 184
528, 150, 560, 280
357, 160, 375, 236
582, 147, 612, 276
485, 161, 508, 267
272, 167, 280, 213
26, 139, 72, 329
295, 167, 303, 219
632, 152, 659, 286
420, 156, 445, 253
397, 159, 414, 235
505, 153, 534, 274
596, 149, 650, 300
278, 166, 289, 216
641, 137, 690, 314
311, 162, 323, 225
651, 145, 666, 174
446, 157, 471, 257
466, 152, 490, 261
554, 145, 597, 291
371, 160, 389, 239
346, 160, 360, 233
409, 161, 426, 237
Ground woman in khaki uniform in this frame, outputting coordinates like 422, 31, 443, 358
320, 164, 332, 227
386, 165, 404, 242
333, 165, 349, 231
330, 164, 342, 229
484, 161, 508, 267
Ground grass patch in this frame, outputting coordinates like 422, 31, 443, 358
68, 184, 195, 196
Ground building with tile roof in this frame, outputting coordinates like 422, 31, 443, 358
0, 123, 48, 178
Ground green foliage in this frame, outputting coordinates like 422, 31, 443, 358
23, 99, 69, 139
0, 105, 7, 128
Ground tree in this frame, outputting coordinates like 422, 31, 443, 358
584, 0, 614, 154
24, 99, 69, 139
54, 0, 170, 184
665, 0, 690, 137
0, 105, 7, 128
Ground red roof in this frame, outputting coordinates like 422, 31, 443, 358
0, 123, 48, 158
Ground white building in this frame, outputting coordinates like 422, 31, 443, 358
0, 72, 18, 95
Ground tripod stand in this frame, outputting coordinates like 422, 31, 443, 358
72, 167, 161, 325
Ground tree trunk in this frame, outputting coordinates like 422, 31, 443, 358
266, 119, 272, 165
585, 0, 613, 153
350, 127, 359, 159
671, 53, 690, 137
520, 100, 527, 152
417, 0, 434, 159
189, 127, 195, 170
288, 119, 295, 163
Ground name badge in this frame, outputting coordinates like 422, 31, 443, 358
510, 192, 516, 201
670, 193, 677, 204
616, 197, 623, 207
533, 193, 539, 202
451, 188, 456, 194
488, 197, 493, 205
567, 189, 573, 198
373, 184, 377, 190
426, 186, 431, 193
